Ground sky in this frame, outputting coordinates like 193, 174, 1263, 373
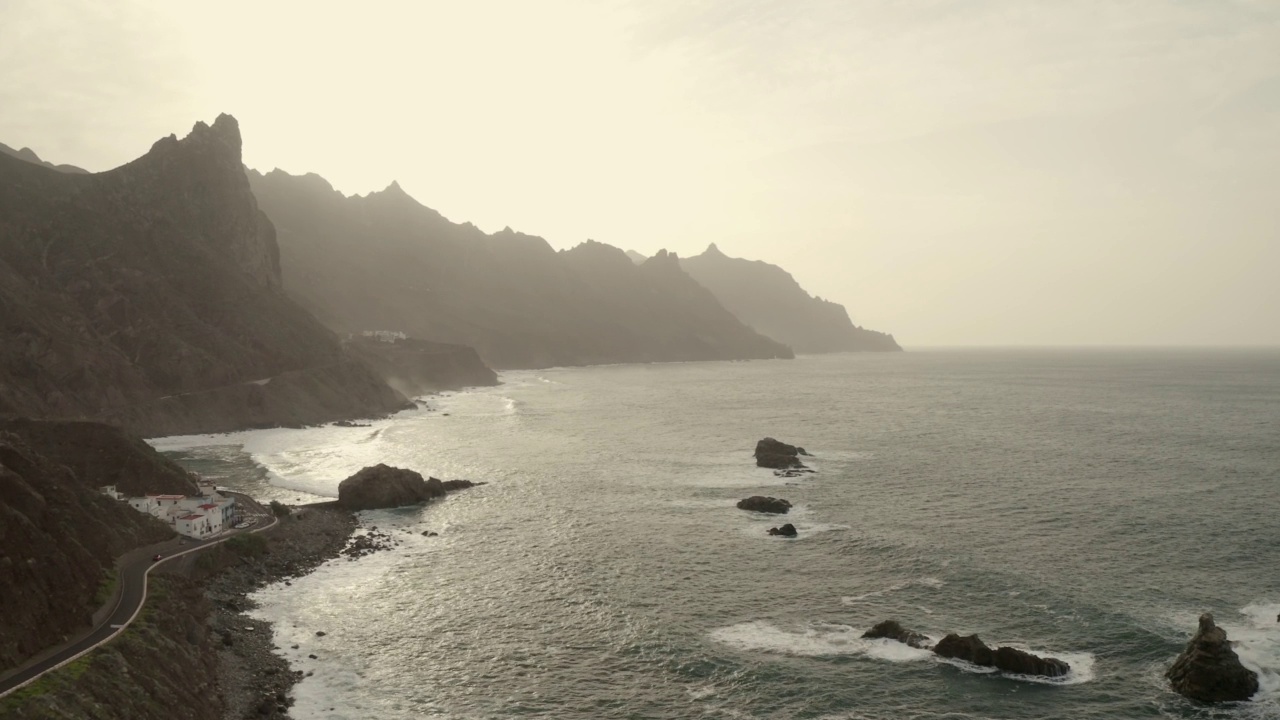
1, 0, 1277, 346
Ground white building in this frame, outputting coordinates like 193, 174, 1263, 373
174, 513, 217, 538
100, 485, 123, 501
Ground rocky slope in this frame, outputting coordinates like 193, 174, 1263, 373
679, 243, 901, 353
0, 115, 412, 436
1, 575, 223, 720
0, 422, 179, 673
247, 169, 793, 369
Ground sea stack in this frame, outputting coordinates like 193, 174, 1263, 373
1166, 613, 1259, 703
754, 437, 808, 470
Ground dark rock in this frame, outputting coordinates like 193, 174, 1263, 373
862, 620, 931, 649
934, 633, 1070, 678
308, 654, 318, 660
755, 437, 807, 470
315, 631, 326, 637
736, 496, 792, 514
1167, 613, 1259, 703
337, 464, 445, 510
767, 523, 798, 537
993, 646, 1070, 678
934, 633, 995, 666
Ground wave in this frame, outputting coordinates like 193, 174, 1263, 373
710, 620, 1097, 685
842, 577, 947, 604
1234, 603, 1280, 704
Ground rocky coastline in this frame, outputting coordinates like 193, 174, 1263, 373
194, 502, 359, 719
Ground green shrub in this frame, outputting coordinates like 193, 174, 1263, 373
268, 500, 289, 517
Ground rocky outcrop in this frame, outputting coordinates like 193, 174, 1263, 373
247, 169, 794, 369
737, 496, 792, 514
767, 523, 798, 537
862, 620, 931, 649
1167, 613, 1259, 703
0, 424, 177, 673
934, 633, 1070, 678
755, 437, 808, 470
680, 243, 901, 353
0, 115, 412, 435
337, 465, 444, 510
345, 334, 498, 396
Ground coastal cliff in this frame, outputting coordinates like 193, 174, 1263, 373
247, 169, 792, 369
678, 243, 901, 353
345, 335, 498, 397
0, 115, 412, 436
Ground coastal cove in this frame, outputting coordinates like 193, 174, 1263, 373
152, 349, 1280, 720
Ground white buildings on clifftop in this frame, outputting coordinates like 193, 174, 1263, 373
104, 482, 238, 540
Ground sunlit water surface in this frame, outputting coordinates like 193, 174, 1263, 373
154, 349, 1280, 719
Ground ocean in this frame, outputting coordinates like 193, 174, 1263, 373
152, 349, 1280, 719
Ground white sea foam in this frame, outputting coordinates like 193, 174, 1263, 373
1233, 603, 1280, 703
841, 578, 947, 604
711, 621, 1097, 685
710, 621, 935, 662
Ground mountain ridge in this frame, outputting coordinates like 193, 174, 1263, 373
248, 167, 794, 369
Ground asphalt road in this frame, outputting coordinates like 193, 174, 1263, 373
0, 493, 278, 699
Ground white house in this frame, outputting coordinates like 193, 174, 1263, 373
174, 513, 216, 538
128, 496, 165, 520
100, 485, 123, 501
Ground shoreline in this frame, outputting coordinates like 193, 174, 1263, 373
194, 502, 359, 719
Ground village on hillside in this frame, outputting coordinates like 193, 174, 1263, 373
101, 479, 243, 539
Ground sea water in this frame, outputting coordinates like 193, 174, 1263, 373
154, 349, 1280, 719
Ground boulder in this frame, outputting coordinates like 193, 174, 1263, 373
934, 633, 1070, 678
754, 437, 807, 470
993, 646, 1070, 678
337, 464, 444, 510
934, 633, 994, 666
862, 620, 931, 649
767, 523, 798, 537
736, 496, 792, 514
1167, 613, 1259, 703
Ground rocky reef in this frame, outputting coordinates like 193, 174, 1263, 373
861, 620, 1071, 679
862, 620, 931, 649
767, 523, 798, 537
737, 496, 792, 514
1166, 613, 1259, 703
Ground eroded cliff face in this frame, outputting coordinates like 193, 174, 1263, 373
0, 424, 177, 672
0, 116, 411, 434
679, 243, 902, 353
248, 169, 793, 369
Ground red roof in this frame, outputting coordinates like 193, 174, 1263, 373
198, 503, 218, 509
177, 514, 203, 521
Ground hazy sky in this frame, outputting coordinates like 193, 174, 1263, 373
2, 0, 1277, 346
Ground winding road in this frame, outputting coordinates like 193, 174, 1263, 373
0, 491, 278, 699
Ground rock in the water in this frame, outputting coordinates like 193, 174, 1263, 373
1167, 613, 1259, 703
934, 633, 995, 666
767, 523, 798, 537
736, 496, 792, 514
337, 464, 444, 510
862, 620, 931, 649
934, 633, 1069, 678
992, 646, 1070, 677
754, 437, 807, 469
